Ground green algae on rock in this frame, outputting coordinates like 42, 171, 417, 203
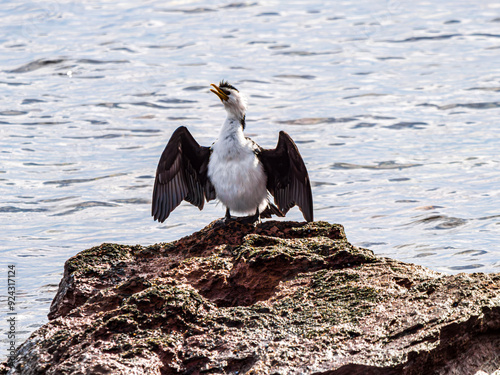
1, 220, 499, 375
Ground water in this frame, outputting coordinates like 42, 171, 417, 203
1, 0, 499, 359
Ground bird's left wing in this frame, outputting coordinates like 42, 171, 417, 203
152, 126, 215, 223
258, 131, 313, 222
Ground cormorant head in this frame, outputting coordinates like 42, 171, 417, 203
210, 80, 247, 121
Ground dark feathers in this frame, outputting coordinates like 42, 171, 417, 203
152, 126, 215, 223
219, 80, 238, 92
240, 115, 246, 130
258, 131, 314, 222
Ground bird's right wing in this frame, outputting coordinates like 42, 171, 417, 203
258, 131, 313, 222
152, 126, 215, 223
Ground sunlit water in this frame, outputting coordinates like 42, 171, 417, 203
1, 0, 499, 358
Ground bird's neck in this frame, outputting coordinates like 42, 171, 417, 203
218, 113, 246, 140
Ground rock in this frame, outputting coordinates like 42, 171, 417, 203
1, 220, 499, 375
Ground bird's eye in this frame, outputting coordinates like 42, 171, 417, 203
221, 88, 231, 96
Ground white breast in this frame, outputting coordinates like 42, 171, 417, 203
208, 131, 268, 215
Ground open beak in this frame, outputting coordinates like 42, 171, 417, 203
210, 83, 229, 102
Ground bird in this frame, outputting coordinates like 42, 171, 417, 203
151, 80, 313, 224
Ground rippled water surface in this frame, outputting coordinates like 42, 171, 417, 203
1, 0, 500, 356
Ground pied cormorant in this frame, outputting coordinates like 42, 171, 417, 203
152, 80, 313, 224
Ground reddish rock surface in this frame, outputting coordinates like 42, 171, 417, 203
1, 220, 499, 374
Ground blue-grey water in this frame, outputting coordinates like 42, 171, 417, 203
1, 0, 499, 358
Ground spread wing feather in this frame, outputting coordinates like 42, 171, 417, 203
152, 126, 215, 222
258, 131, 313, 222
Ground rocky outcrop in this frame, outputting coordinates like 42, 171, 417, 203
1, 220, 499, 374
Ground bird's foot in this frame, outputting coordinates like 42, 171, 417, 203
224, 215, 237, 224
235, 210, 261, 226
218, 208, 260, 226
223, 208, 236, 224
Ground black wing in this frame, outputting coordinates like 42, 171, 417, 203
258, 131, 313, 222
152, 126, 215, 223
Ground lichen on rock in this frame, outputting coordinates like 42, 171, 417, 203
1, 220, 499, 375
